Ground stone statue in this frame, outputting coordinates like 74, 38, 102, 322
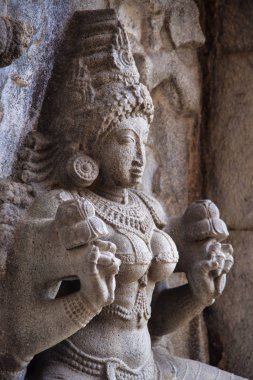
0, 9, 247, 380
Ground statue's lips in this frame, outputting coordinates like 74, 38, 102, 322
130, 168, 144, 177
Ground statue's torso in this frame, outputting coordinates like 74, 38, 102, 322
66, 189, 178, 367
25, 189, 243, 380
27, 188, 178, 370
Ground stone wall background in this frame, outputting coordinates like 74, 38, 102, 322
0, 0, 252, 378
200, 1, 253, 378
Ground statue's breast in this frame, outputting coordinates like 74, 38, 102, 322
105, 225, 179, 284
148, 228, 179, 282
106, 225, 152, 284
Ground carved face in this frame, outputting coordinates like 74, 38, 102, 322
94, 116, 149, 188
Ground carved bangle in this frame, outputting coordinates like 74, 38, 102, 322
63, 292, 101, 328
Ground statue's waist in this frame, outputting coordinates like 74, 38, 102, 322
51, 339, 157, 379
69, 322, 152, 366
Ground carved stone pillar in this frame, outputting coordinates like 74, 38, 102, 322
201, 1, 253, 378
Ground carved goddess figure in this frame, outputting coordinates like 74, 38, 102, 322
0, 9, 247, 380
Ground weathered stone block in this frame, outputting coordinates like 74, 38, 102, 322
0, 0, 107, 178
169, 0, 205, 49
205, 53, 253, 229
220, 0, 253, 51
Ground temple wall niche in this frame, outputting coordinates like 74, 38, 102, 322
3, 0, 252, 376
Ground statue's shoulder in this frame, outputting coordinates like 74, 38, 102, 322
132, 190, 167, 228
28, 189, 73, 219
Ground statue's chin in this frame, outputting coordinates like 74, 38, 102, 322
132, 178, 142, 187
112, 175, 143, 189
124, 179, 142, 189
129, 173, 143, 186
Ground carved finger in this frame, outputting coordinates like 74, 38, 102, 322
97, 252, 115, 266
87, 246, 100, 275
94, 239, 117, 254
206, 242, 225, 276
221, 243, 234, 257
223, 255, 234, 273
208, 241, 222, 257
214, 273, 227, 296
97, 253, 120, 276
104, 275, 116, 305
213, 251, 226, 277
199, 259, 219, 273
209, 251, 217, 261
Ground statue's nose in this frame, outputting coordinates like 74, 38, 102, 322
133, 142, 145, 167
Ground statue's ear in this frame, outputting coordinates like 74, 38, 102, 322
64, 153, 99, 188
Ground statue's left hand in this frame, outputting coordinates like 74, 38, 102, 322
186, 239, 234, 306
168, 200, 231, 273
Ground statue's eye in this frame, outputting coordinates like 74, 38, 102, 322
117, 133, 135, 145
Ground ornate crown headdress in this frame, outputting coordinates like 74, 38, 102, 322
71, 9, 140, 87
39, 9, 154, 148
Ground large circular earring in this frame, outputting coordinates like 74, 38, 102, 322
66, 153, 99, 188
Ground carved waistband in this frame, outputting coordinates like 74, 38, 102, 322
52, 339, 159, 380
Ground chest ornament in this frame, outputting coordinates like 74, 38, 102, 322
79, 189, 154, 244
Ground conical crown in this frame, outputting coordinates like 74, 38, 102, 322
66, 9, 140, 88
39, 9, 153, 149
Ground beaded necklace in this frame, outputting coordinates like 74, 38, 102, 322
77, 189, 154, 243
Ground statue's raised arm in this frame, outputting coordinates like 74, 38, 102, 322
1, 187, 120, 379
147, 195, 234, 336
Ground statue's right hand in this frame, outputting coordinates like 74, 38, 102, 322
53, 198, 121, 310
80, 239, 120, 309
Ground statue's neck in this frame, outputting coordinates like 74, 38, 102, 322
91, 184, 129, 204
